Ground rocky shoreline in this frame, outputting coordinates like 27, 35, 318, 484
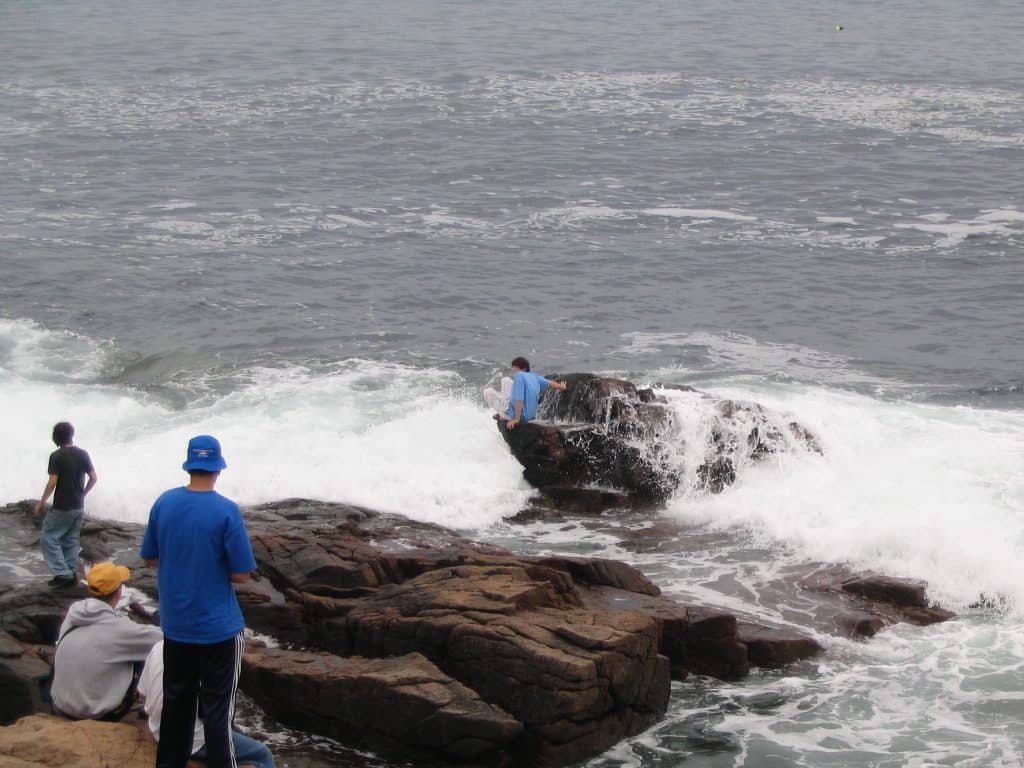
0, 495, 952, 767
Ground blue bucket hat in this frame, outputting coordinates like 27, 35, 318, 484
182, 434, 228, 472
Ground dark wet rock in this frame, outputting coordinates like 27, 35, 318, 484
737, 621, 824, 668
841, 574, 927, 607
242, 647, 523, 766
695, 456, 736, 494
77, 518, 144, 565
340, 568, 669, 766
901, 605, 958, 626
234, 504, 674, 767
516, 486, 649, 518
533, 555, 660, 597
576, 585, 822, 681
0, 498, 955, 765
834, 611, 887, 639
497, 419, 676, 502
664, 605, 751, 681
800, 566, 955, 629
0, 633, 51, 726
496, 374, 821, 506
0, 584, 88, 646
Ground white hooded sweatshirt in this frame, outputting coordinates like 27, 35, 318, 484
137, 640, 206, 755
50, 597, 162, 719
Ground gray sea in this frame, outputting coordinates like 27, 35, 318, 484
2, 1, 1023, 766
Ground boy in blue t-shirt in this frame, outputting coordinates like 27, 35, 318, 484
505, 356, 568, 429
140, 435, 259, 768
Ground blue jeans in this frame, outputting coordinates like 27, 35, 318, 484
193, 730, 275, 768
40, 507, 83, 578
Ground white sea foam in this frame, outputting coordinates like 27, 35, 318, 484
420, 212, 487, 229
642, 207, 757, 222
662, 381, 1024, 614
896, 209, 1022, 247
0, 320, 530, 529
599, 618, 1023, 768
149, 201, 197, 211
527, 205, 632, 228
319, 213, 371, 229
618, 331, 897, 390
976, 208, 1024, 223
767, 79, 1024, 147
146, 220, 215, 236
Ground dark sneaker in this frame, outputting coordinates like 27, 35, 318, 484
47, 575, 67, 586
51, 575, 77, 588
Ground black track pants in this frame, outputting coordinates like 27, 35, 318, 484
156, 633, 244, 768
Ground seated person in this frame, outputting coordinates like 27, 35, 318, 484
138, 640, 275, 768
50, 562, 162, 720
502, 356, 568, 429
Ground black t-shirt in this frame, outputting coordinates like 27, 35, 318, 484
47, 446, 95, 511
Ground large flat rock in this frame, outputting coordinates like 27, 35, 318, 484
243, 647, 522, 766
0, 715, 153, 768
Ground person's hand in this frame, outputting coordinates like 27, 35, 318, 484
507, 418, 520, 429
33, 501, 45, 518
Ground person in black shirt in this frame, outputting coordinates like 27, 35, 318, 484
35, 422, 98, 587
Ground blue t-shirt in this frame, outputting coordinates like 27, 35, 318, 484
506, 371, 551, 421
140, 487, 257, 644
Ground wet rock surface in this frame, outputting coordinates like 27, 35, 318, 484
497, 373, 822, 504
0, 498, 956, 765
239, 505, 672, 766
0, 631, 50, 727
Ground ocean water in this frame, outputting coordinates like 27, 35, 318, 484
2, 1, 1022, 766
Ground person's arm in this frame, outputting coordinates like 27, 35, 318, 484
107, 622, 163, 662
140, 500, 161, 567
507, 398, 524, 429
35, 475, 58, 515
225, 506, 258, 586
547, 380, 568, 392
506, 374, 527, 429
83, 469, 98, 496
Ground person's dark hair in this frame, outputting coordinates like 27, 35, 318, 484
52, 422, 74, 446
511, 356, 531, 372
188, 469, 218, 477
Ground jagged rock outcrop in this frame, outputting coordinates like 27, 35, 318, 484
497, 373, 821, 502
240, 510, 674, 767
0, 499, 953, 766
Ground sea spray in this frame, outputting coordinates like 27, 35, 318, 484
0, 319, 530, 527
664, 382, 1024, 616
